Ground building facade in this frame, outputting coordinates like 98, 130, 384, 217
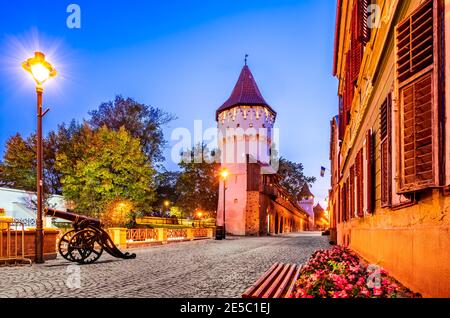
332, 0, 450, 297
216, 63, 309, 236
0, 187, 66, 228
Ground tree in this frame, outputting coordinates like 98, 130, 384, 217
88, 96, 175, 163
56, 126, 156, 218
0, 133, 62, 210
277, 157, 316, 199
0, 120, 85, 196
155, 170, 181, 208
175, 144, 220, 216
0, 134, 36, 191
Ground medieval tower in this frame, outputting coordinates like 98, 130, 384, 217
216, 62, 277, 235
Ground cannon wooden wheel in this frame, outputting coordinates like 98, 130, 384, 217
58, 230, 77, 261
68, 229, 104, 264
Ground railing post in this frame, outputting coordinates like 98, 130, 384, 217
108, 228, 127, 248
186, 228, 194, 240
156, 228, 167, 243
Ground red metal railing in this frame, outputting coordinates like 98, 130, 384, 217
0, 220, 32, 265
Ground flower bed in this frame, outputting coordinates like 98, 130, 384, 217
290, 246, 419, 298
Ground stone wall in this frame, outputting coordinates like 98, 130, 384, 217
245, 191, 261, 236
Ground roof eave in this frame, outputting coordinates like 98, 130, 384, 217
332, 0, 343, 77
215, 103, 277, 121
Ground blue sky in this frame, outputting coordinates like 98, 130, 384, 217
0, 0, 337, 206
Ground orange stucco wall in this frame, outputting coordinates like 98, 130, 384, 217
337, 190, 450, 298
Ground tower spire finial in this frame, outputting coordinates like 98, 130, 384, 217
244, 54, 248, 66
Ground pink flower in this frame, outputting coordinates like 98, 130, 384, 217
333, 290, 349, 298
360, 288, 370, 297
373, 287, 383, 296
356, 277, 365, 286
319, 287, 327, 296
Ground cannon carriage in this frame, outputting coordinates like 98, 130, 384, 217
46, 208, 136, 264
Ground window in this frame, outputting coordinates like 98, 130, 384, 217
380, 94, 392, 207
397, 0, 439, 193
344, 52, 354, 125
341, 1, 370, 136
355, 0, 371, 45
356, 149, 364, 217
350, 0, 370, 83
344, 182, 347, 222
349, 166, 355, 219
365, 129, 374, 213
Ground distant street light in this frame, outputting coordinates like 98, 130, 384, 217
163, 200, 170, 216
22, 51, 57, 264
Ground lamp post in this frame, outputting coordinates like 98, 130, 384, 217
22, 52, 57, 263
218, 168, 229, 240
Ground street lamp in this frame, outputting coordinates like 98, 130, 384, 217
22, 51, 57, 263
163, 200, 170, 216
217, 168, 229, 240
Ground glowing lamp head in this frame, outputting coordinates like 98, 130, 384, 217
197, 211, 203, 218
220, 169, 229, 180
164, 200, 170, 207
22, 51, 57, 87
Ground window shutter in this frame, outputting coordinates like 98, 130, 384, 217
358, 0, 371, 45
346, 180, 350, 221
380, 94, 392, 207
338, 95, 345, 140
400, 73, 435, 191
397, 0, 438, 193
356, 149, 364, 217
351, 40, 364, 84
350, 0, 368, 84
397, 0, 434, 83
345, 52, 354, 123
341, 183, 346, 222
365, 129, 374, 213
349, 166, 355, 219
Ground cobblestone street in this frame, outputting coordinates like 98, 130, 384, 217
0, 233, 329, 298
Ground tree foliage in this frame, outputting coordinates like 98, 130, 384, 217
175, 144, 220, 216
88, 95, 175, 163
277, 157, 316, 199
0, 96, 173, 218
155, 170, 181, 207
0, 134, 36, 191
0, 133, 60, 194
56, 126, 156, 217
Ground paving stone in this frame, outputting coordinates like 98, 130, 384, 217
0, 234, 329, 298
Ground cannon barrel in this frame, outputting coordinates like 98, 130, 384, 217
45, 208, 101, 227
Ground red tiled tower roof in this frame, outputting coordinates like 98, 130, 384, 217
313, 204, 324, 213
216, 65, 276, 120
297, 183, 314, 200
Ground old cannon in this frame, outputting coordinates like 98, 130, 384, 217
46, 208, 136, 264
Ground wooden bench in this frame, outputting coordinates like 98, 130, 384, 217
242, 263, 302, 298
